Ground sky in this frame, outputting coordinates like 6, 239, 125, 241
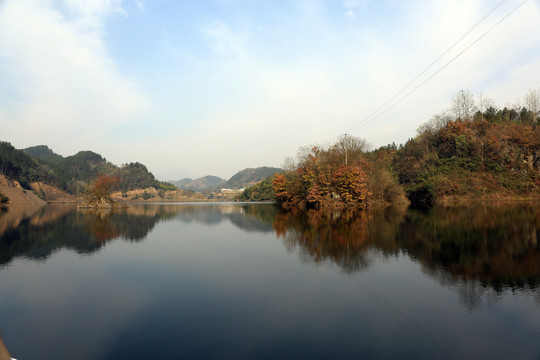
1, 0, 539, 180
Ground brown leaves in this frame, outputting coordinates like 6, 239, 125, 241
273, 145, 369, 208
87, 173, 120, 203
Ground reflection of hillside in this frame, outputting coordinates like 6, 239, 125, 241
0, 202, 45, 236
0, 205, 179, 267
273, 202, 540, 302
0, 204, 277, 267
398, 203, 540, 308
29, 205, 75, 226
170, 204, 276, 233
273, 206, 406, 273
3, 202, 539, 309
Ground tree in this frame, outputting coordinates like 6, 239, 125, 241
335, 134, 370, 165
451, 89, 477, 120
86, 173, 120, 207
417, 111, 453, 134
476, 92, 495, 113
524, 88, 540, 127
272, 137, 371, 208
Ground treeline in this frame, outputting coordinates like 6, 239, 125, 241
236, 176, 276, 202
268, 136, 405, 208
0, 142, 65, 190
397, 88, 539, 206
239, 88, 540, 207
0, 143, 175, 195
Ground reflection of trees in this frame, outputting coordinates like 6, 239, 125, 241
0, 202, 45, 236
3, 201, 540, 307
400, 204, 540, 292
80, 206, 178, 242
0, 205, 179, 267
0, 203, 278, 267
272, 202, 540, 304
273, 206, 406, 273
398, 203, 540, 310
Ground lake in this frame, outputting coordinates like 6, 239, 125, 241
1, 202, 539, 359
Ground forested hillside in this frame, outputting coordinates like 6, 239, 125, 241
0, 143, 174, 195
224, 167, 283, 189
395, 116, 539, 205
0, 142, 66, 190
269, 89, 540, 208
236, 176, 276, 202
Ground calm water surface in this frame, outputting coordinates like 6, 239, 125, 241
0, 202, 539, 359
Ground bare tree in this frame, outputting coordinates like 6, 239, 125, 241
450, 89, 477, 120
524, 88, 540, 126
335, 134, 370, 154
282, 156, 296, 172
334, 135, 370, 165
417, 110, 453, 135
476, 92, 495, 113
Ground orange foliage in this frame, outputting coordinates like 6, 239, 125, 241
88, 173, 120, 203
273, 145, 369, 208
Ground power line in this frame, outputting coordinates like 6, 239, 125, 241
348, 0, 507, 133
349, 0, 529, 133
347, 0, 526, 134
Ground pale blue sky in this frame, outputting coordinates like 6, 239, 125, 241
1, 0, 539, 179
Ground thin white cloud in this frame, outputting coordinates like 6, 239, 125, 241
343, 9, 355, 19
0, 0, 147, 154
62, 0, 127, 29
199, 21, 247, 59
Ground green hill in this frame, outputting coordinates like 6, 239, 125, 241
224, 167, 283, 189
169, 178, 193, 188
0, 142, 175, 195
170, 176, 226, 192
0, 142, 65, 190
24, 145, 63, 162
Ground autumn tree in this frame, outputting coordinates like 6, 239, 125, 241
273, 137, 371, 208
86, 173, 120, 207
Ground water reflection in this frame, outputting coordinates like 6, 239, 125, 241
1, 202, 540, 359
400, 204, 540, 310
0, 204, 276, 267
172, 203, 276, 233
0, 205, 178, 267
270, 206, 406, 273
272, 202, 540, 308
402, 204, 540, 291
1, 202, 539, 304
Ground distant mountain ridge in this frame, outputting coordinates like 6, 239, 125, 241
223, 167, 283, 189
170, 167, 284, 193
170, 176, 226, 192
24, 145, 63, 162
171, 178, 194, 188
